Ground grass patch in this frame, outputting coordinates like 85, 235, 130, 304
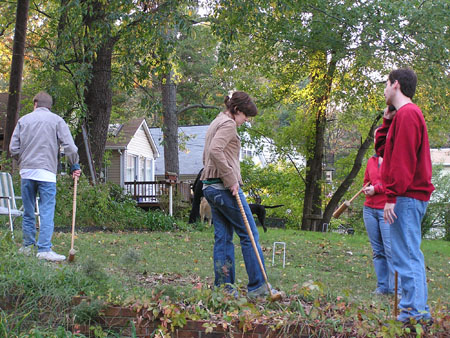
1, 227, 449, 336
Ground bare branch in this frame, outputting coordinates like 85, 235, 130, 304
177, 104, 220, 115
0, 21, 14, 37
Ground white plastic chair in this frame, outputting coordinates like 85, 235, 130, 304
0, 172, 40, 238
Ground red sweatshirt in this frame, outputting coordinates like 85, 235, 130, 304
363, 155, 386, 209
378, 103, 435, 203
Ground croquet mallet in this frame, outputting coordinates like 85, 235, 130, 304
68, 176, 78, 262
235, 193, 282, 302
332, 182, 370, 219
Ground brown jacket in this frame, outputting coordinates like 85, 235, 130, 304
201, 112, 242, 188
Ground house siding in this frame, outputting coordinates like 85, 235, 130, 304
127, 126, 155, 158
107, 151, 121, 185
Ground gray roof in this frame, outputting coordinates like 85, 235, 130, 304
149, 125, 208, 176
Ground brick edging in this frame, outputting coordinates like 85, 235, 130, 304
71, 296, 312, 337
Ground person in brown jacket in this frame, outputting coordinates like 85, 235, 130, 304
201, 91, 280, 299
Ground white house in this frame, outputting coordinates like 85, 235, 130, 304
105, 118, 159, 186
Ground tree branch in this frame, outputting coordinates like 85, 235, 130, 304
176, 104, 220, 115
249, 128, 307, 184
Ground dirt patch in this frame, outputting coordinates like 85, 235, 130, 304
134, 271, 213, 289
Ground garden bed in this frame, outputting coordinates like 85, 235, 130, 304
70, 295, 446, 338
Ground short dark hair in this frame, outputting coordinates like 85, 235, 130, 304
33, 91, 53, 109
388, 68, 417, 99
224, 91, 258, 117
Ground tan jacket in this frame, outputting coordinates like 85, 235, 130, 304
201, 112, 242, 188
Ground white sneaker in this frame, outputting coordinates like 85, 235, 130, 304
36, 250, 66, 262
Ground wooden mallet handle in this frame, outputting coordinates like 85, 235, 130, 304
68, 176, 78, 262
235, 193, 281, 301
332, 182, 370, 219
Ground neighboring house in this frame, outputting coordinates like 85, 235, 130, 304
430, 148, 450, 174
149, 125, 207, 183
149, 125, 268, 183
105, 118, 159, 187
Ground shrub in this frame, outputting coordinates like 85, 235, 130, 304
55, 175, 147, 230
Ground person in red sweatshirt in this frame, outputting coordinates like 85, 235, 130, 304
377, 68, 434, 324
362, 128, 399, 296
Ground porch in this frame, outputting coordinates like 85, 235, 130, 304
123, 180, 192, 209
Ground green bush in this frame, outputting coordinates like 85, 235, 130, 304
54, 176, 147, 230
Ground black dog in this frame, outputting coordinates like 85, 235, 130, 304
188, 168, 204, 224
249, 204, 284, 233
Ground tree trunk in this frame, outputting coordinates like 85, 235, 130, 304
301, 53, 337, 231
161, 71, 179, 176
75, 38, 114, 180
3, 0, 29, 156
322, 115, 382, 227
301, 108, 327, 231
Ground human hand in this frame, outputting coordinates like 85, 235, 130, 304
383, 106, 396, 120
363, 185, 375, 196
72, 169, 81, 179
384, 202, 397, 224
230, 183, 239, 196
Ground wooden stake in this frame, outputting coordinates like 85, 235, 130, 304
394, 271, 399, 318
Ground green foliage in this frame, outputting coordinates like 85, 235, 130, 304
55, 175, 147, 230
421, 166, 450, 240
210, 0, 450, 230
53, 175, 196, 232
0, 309, 86, 338
72, 299, 104, 325
240, 159, 305, 228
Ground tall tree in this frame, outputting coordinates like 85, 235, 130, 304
25, 0, 197, 179
210, 0, 449, 230
3, 0, 29, 156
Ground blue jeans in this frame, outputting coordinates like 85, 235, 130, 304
363, 206, 399, 294
21, 179, 56, 253
391, 197, 431, 322
203, 186, 266, 292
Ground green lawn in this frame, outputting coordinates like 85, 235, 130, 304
13, 227, 449, 305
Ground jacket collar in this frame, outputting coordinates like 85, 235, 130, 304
33, 107, 51, 113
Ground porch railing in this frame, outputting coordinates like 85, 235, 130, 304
123, 180, 191, 205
